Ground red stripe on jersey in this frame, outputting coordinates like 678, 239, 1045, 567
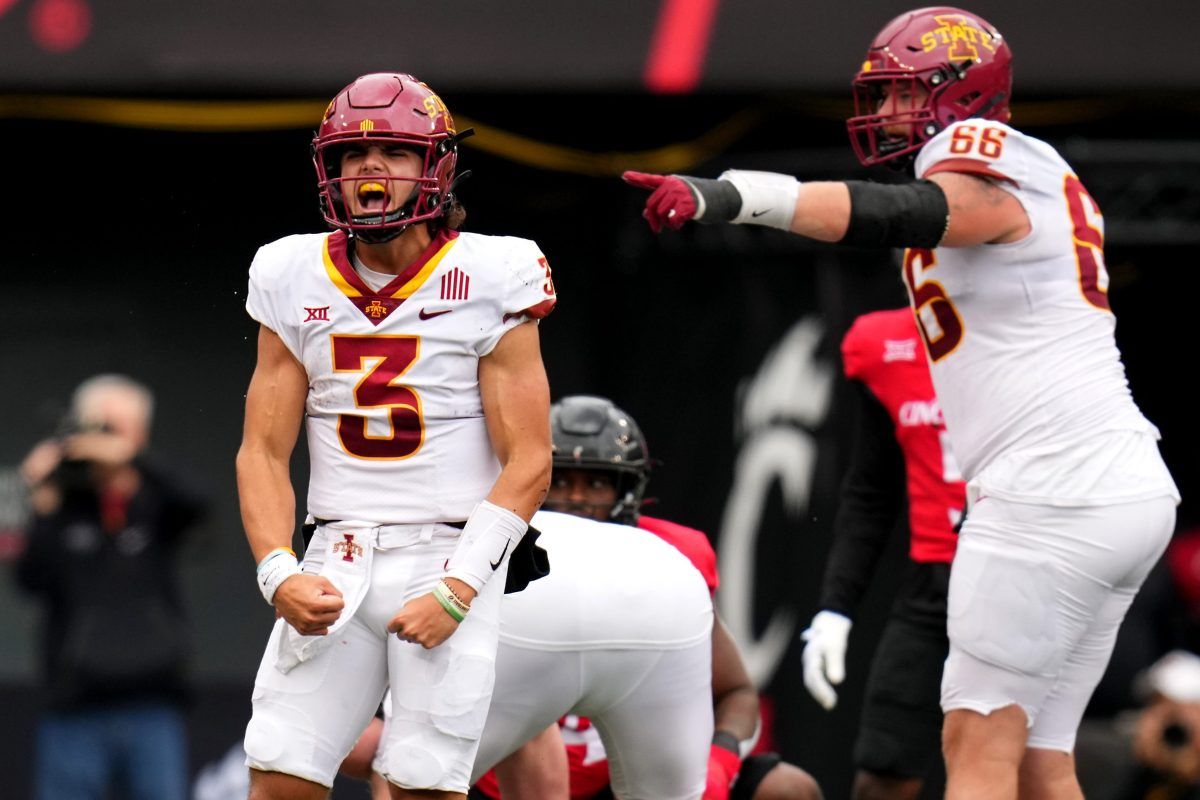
503, 297, 557, 323
923, 157, 1018, 188
841, 308, 966, 563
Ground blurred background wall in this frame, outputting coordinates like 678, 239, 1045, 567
2, 0, 1199, 797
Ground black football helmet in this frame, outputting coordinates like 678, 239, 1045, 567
549, 395, 651, 524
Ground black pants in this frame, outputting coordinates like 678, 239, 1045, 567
854, 561, 950, 779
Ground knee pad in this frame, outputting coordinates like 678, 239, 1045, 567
244, 709, 335, 788
243, 716, 286, 768
377, 736, 452, 791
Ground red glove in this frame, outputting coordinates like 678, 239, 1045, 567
703, 742, 743, 800
622, 170, 699, 233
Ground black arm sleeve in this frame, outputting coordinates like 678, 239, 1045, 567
819, 380, 907, 618
841, 179, 949, 248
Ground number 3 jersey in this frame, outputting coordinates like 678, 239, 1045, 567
245, 228, 555, 524
906, 120, 1178, 507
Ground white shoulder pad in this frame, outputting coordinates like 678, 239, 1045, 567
248, 234, 317, 289
502, 237, 556, 319
246, 234, 321, 337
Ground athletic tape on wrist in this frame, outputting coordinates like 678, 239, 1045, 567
256, 547, 300, 605
718, 169, 801, 230
445, 500, 528, 592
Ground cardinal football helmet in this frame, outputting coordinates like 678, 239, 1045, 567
312, 73, 464, 242
847, 7, 1013, 167
548, 395, 651, 524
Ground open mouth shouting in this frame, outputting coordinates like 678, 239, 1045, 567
355, 181, 390, 214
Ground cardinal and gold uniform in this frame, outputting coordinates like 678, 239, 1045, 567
906, 120, 1178, 750
242, 228, 555, 790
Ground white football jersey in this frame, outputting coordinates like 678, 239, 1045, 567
246, 229, 556, 523
498, 511, 714, 651
907, 121, 1177, 505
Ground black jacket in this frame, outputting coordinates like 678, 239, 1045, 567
16, 454, 208, 710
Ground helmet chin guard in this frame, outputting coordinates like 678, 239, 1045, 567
847, 7, 1013, 167
313, 73, 462, 239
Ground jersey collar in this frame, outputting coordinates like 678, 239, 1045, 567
323, 229, 459, 326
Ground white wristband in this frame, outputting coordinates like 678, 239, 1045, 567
256, 548, 301, 606
445, 500, 528, 592
718, 169, 801, 230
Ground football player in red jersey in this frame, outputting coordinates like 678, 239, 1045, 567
623, 8, 1179, 800
471, 395, 822, 800
800, 308, 965, 800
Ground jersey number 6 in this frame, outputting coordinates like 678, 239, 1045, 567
331, 334, 424, 459
903, 248, 964, 362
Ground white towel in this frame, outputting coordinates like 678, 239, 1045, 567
275, 521, 379, 674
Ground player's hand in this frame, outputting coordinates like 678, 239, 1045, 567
388, 593, 461, 649
623, 170, 745, 233
801, 610, 852, 710
622, 171, 701, 232
702, 743, 742, 800
273, 573, 345, 636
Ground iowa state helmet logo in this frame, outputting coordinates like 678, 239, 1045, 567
921, 14, 999, 63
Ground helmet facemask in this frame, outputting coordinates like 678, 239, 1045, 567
313, 134, 455, 243
848, 71, 943, 168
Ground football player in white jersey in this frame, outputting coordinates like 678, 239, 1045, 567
622, 8, 1178, 800
236, 72, 555, 800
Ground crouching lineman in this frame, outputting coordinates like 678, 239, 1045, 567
477, 396, 822, 800
349, 507, 717, 799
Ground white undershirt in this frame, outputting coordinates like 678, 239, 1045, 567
352, 251, 397, 292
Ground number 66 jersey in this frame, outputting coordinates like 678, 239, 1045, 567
245, 228, 556, 524
905, 120, 1177, 507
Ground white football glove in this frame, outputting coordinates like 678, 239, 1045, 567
801, 610, 852, 711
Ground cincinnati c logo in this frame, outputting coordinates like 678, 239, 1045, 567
921, 15, 998, 63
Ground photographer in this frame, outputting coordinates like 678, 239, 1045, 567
1118, 651, 1200, 799
15, 374, 208, 800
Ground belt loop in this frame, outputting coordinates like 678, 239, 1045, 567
419, 523, 435, 543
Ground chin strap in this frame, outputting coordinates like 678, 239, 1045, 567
350, 202, 414, 243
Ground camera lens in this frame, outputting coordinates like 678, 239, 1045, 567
1163, 722, 1191, 748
